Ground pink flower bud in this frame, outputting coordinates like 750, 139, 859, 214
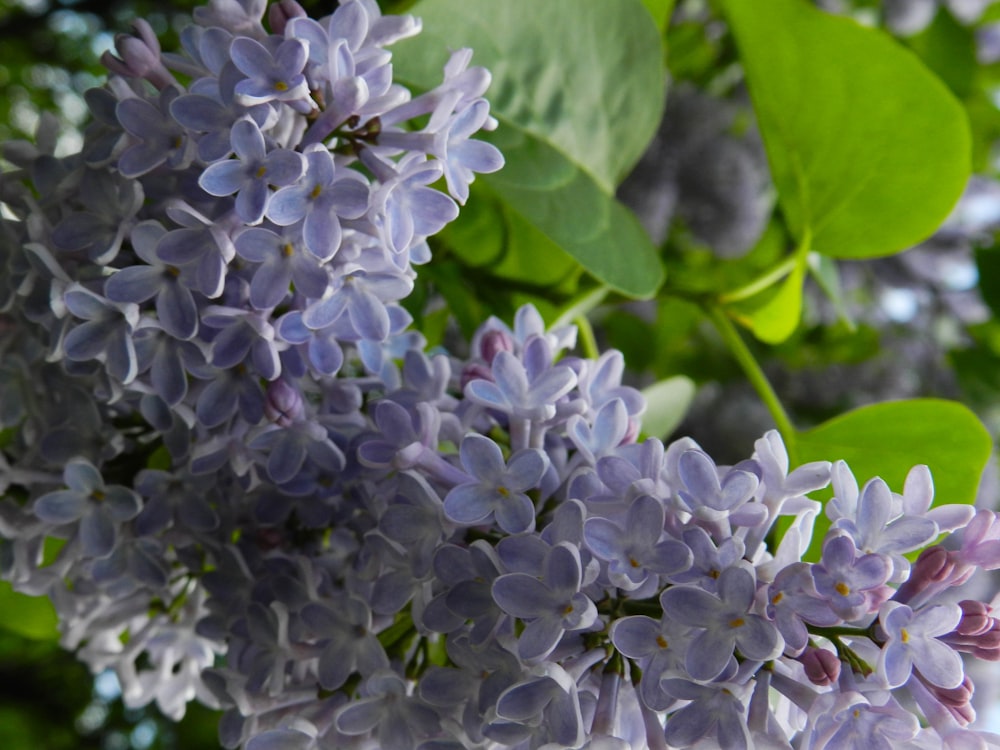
460, 362, 493, 390
956, 600, 992, 636
268, 0, 307, 35
931, 674, 973, 708
480, 329, 514, 365
798, 647, 841, 686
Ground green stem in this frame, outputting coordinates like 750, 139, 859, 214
718, 254, 799, 304
575, 314, 600, 360
704, 303, 798, 464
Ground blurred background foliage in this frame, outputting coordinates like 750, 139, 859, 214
5, 0, 1000, 747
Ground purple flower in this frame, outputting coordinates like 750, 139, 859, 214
234, 225, 329, 309
301, 267, 413, 343
443, 434, 547, 533
676, 449, 765, 528
465, 349, 577, 422
660, 567, 782, 681
811, 534, 891, 621
832, 477, 938, 574
104, 220, 199, 340
878, 601, 964, 689
584, 494, 692, 591
266, 145, 369, 260
430, 98, 504, 204
300, 597, 389, 691
659, 679, 752, 750
169, 60, 274, 162
33, 458, 141, 558
611, 614, 693, 711
154, 201, 236, 299
491, 542, 597, 661
61, 283, 140, 385
230, 36, 310, 107
199, 118, 305, 224
365, 152, 459, 254
116, 86, 194, 177
275, 310, 344, 376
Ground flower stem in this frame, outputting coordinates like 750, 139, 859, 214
703, 303, 798, 464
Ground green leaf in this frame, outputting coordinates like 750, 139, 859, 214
904, 8, 977, 100
721, 0, 970, 259
640, 376, 696, 439
642, 0, 676, 34
736, 255, 807, 344
395, 0, 666, 297
0, 582, 58, 641
482, 130, 664, 297
796, 399, 991, 560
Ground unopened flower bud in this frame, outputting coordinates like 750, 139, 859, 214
268, 0, 307, 35
894, 545, 954, 603
956, 599, 993, 636
798, 647, 841, 686
931, 674, 973, 709
460, 362, 493, 390
480, 329, 514, 365
101, 19, 176, 90
265, 380, 305, 427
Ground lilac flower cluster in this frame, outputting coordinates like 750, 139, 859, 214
3, 1, 1000, 749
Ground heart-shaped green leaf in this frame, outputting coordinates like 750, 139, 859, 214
721, 0, 970, 259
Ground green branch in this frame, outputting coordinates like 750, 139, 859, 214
704, 303, 799, 464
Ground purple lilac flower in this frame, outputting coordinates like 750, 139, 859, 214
199, 118, 305, 224
104, 220, 199, 340
275, 310, 344, 376
611, 614, 693, 711
116, 86, 194, 177
429, 98, 504, 204
659, 678, 752, 750
491, 664, 585, 748
154, 201, 236, 299
676, 449, 766, 529
443, 434, 547, 534
50, 169, 143, 265
811, 534, 891, 621
230, 36, 310, 107
301, 267, 413, 342
300, 597, 389, 691
832, 477, 938, 576
234, 225, 329, 309
33, 458, 141, 558
878, 601, 964, 689
334, 670, 441, 750
491, 542, 597, 661
61, 284, 140, 385
584, 494, 691, 591
169, 60, 274, 162
266, 145, 369, 259
365, 152, 460, 254
660, 566, 782, 681
465, 348, 578, 422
